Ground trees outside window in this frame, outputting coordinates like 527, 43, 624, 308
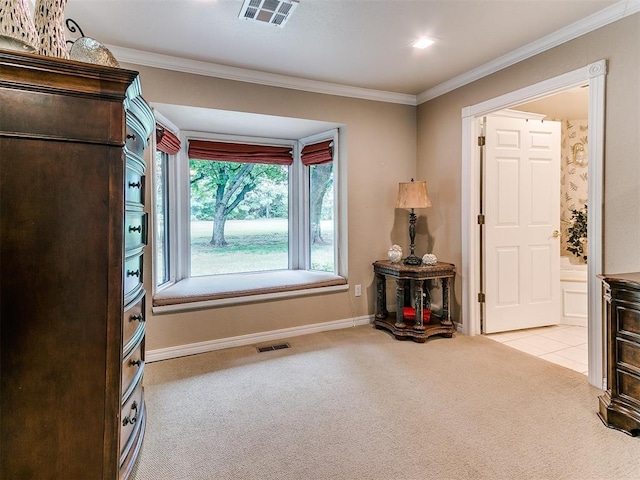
189, 159, 290, 276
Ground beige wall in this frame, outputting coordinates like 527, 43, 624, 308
417, 13, 640, 325
125, 66, 417, 350
128, 12, 639, 351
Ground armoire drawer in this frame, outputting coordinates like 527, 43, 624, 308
122, 336, 144, 402
123, 292, 145, 353
120, 380, 144, 460
125, 125, 145, 159
125, 164, 145, 207
124, 212, 147, 251
120, 401, 145, 478
123, 253, 144, 303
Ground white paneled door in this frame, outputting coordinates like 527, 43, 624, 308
483, 114, 561, 333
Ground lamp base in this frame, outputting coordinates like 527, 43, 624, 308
403, 254, 422, 266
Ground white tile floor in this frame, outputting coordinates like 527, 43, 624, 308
485, 324, 588, 375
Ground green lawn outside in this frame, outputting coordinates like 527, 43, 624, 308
190, 219, 334, 275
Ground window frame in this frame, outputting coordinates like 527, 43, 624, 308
154, 149, 171, 286
151, 111, 179, 292
299, 130, 339, 273
151, 124, 346, 307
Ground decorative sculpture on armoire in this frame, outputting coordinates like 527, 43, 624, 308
34, 0, 69, 59
0, 0, 39, 52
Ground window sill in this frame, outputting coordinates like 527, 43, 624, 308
152, 270, 348, 313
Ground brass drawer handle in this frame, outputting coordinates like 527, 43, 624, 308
129, 313, 144, 323
127, 269, 140, 278
129, 225, 142, 233
130, 359, 142, 367
128, 181, 141, 189
122, 401, 138, 426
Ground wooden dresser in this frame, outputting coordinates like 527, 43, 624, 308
598, 272, 640, 436
0, 51, 153, 478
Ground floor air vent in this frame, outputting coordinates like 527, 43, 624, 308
257, 343, 291, 352
239, 0, 299, 27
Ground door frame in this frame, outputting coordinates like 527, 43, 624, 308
460, 59, 606, 388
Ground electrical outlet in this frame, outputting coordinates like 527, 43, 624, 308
354, 284, 362, 297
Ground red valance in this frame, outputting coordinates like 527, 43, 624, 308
156, 124, 181, 155
301, 140, 333, 166
188, 140, 293, 165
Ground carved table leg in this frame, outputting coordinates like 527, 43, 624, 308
414, 280, 426, 331
374, 273, 388, 320
441, 277, 453, 326
395, 279, 406, 328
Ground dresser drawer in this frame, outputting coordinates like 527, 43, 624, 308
617, 369, 640, 407
123, 292, 145, 353
124, 253, 144, 303
120, 380, 144, 461
616, 304, 640, 338
125, 212, 147, 252
617, 338, 640, 374
125, 163, 145, 207
122, 336, 144, 402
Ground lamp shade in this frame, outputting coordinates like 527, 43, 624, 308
395, 180, 431, 209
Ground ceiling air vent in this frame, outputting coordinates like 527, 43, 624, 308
239, 0, 299, 27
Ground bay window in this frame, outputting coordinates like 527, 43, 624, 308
152, 123, 345, 309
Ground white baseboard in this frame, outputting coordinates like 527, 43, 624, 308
146, 315, 374, 363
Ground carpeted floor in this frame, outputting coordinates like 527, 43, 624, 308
132, 325, 640, 479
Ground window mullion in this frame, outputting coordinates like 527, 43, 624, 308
166, 150, 179, 284
290, 143, 307, 270
177, 142, 191, 280
301, 159, 311, 270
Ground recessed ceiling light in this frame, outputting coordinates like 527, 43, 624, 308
413, 37, 435, 49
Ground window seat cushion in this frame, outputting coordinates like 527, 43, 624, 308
153, 270, 347, 307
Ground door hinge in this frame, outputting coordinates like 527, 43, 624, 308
478, 292, 486, 303
477, 214, 485, 225
477, 135, 486, 146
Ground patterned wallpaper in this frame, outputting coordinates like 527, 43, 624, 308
559, 119, 588, 262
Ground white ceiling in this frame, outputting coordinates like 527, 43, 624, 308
63, 0, 628, 137
64, 0, 623, 97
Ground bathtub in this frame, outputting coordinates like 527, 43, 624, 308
560, 256, 588, 326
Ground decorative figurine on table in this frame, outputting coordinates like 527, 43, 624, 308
422, 253, 438, 266
387, 244, 403, 264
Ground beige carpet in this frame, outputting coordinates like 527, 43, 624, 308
132, 325, 640, 480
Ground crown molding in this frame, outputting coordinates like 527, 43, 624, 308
417, 0, 640, 104
108, 45, 417, 106
107, 0, 637, 108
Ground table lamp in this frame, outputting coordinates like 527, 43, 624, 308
395, 179, 431, 265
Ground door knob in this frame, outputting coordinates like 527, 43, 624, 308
552, 230, 560, 238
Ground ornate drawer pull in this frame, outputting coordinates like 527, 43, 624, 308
127, 269, 140, 277
128, 181, 141, 189
122, 401, 138, 426
129, 225, 142, 233
126, 133, 136, 141
129, 313, 144, 323
130, 359, 142, 367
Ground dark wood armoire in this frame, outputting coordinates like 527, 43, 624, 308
0, 50, 153, 479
